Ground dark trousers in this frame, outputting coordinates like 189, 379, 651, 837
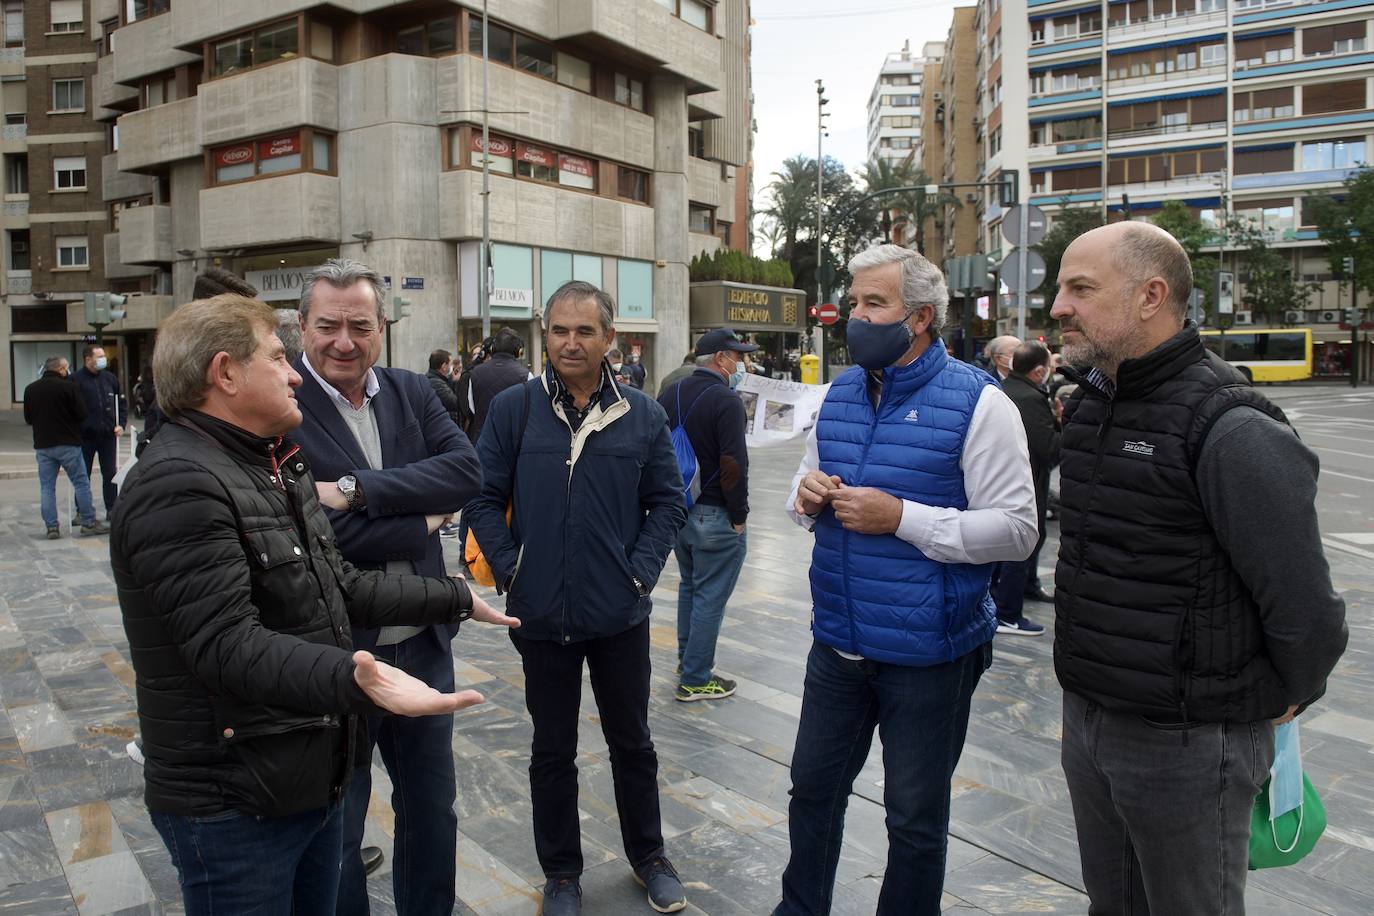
512, 619, 665, 878
775, 640, 991, 916
153, 803, 343, 915
337, 634, 457, 916
1062, 690, 1274, 915
81, 434, 118, 514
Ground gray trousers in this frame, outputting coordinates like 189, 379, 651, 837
1062, 690, 1275, 916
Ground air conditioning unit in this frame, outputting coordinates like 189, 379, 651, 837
1234, 310, 1253, 325
1282, 309, 1302, 324
932, 91, 943, 102
1318, 309, 1340, 323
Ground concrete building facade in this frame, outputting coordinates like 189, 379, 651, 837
972, 0, 1370, 361
866, 40, 930, 167
82, 0, 752, 392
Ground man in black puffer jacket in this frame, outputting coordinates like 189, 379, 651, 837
111, 295, 517, 915
1050, 221, 1347, 916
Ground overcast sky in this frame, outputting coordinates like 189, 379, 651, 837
748, 0, 966, 254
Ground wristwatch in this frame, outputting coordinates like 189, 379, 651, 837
337, 475, 364, 512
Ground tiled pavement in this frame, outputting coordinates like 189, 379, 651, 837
0, 402, 1372, 914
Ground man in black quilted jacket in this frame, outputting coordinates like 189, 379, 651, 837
110, 294, 517, 916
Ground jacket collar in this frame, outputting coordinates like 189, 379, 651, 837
876, 336, 951, 398
542, 358, 625, 412
178, 410, 298, 470
1113, 322, 1205, 397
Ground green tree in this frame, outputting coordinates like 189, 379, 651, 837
760, 155, 815, 267
1307, 165, 1374, 298
1224, 215, 1317, 322
1034, 205, 1104, 297
1152, 201, 1219, 309
858, 158, 961, 255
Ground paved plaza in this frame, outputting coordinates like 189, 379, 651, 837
0, 387, 1372, 914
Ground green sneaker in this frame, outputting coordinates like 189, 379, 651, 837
674, 677, 737, 702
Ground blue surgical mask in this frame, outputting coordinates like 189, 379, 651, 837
729, 360, 745, 389
846, 315, 914, 369
94, 356, 108, 371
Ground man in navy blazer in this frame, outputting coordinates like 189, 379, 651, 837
289, 258, 481, 916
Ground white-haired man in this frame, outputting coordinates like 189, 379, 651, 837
983, 334, 1021, 380
775, 245, 1037, 915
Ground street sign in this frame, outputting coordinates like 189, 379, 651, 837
1215, 270, 1234, 315
999, 249, 1047, 293
817, 303, 839, 325
1001, 204, 1047, 248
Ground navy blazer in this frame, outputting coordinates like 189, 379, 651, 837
291, 359, 482, 652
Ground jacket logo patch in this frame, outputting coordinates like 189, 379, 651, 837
1122, 439, 1156, 457
904, 409, 920, 422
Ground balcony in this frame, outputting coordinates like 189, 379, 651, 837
117, 96, 200, 173
95, 55, 139, 117
1233, 166, 1362, 191
199, 172, 340, 250
1029, 80, 1102, 106
1, 123, 25, 142
1029, 31, 1104, 58
1107, 119, 1227, 144
1106, 8, 1227, 43
0, 47, 22, 66
103, 233, 156, 279
2, 195, 28, 221
101, 153, 156, 203
112, 6, 200, 87
199, 57, 339, 148
688, 157, 722, 209
1107, 63, 1226, 93
437, 170, 654, 261
1107, 170, 1225, 200
552, 0, 723, 93
1234, 0, 1302, 22
119, 205, 172, 265
6, 272, 30, 295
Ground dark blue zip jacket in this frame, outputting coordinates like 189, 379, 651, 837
466, 368, 687, 642
74, 366, 125, 439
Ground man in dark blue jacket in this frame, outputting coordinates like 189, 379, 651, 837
658, 328, 753, 702
467, 281, 687, 916
73, 343, 126, 518
288, 259, 482, 916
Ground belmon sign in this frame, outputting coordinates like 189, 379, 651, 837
689, 281, 805, 332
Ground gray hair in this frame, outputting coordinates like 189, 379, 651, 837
847, 244, 950, 338
1113, 223, 1193, 319
694, 353, 718, 367
274, 308, 303, 363
544, 280, 614, 332
43, 355, 67, 373
299, 257, 387, 322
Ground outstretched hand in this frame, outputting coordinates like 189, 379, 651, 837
468, 591, 520, 628
352, 650, 485, 715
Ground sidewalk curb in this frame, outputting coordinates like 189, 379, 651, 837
0, 469, 37, 480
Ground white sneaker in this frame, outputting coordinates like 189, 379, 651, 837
126, 738, 145, 765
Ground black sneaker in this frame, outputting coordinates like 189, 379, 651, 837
996, 617, 1045, 636
674, 677, 736, 702
541, 877, 581, 916
633, 857, 686, 913
46, 527, 60, 540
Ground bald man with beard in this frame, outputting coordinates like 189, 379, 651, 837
1049, 221, 1346, 915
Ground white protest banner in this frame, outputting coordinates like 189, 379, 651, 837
736, 373, 831, 447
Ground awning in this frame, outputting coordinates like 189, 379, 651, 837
1107, 87, 1225, 107
1107, 33, 1226, 54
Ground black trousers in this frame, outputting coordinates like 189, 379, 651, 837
512, 619, 665, 878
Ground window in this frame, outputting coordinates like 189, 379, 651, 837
50, 0, 82, 32
989, 127, 1002, 156
1233, 87, 1294, 122
1234, 146, 1294, 175
688, 125, 705, 158
211, 20, 300, 77
556, 52, 592, 93
1303, 22, 1366, 57
53, 155, 86, 189
1301, 138, 1366, 170
654, 0, 712, 31
466, 19, 592, 93
126, 0, 170, 22
891, 136, 912, 150
515, 35, 555, 80
143, 73, 175, 108
396, 18, 457, 57
210, 130, 333, 184
558, 153, 595, 191
4, 153, 26, 194
4, 1, 22, 47
1303, 80, 1366, 115
464, 132, 515, 174
688, 204, 713, 233
51, 78, 84, 112
715, 220, 731, 244
466, 19, 514, 66
56, 235, 88, 269
9, 228, 28, 269
617, 166, 649, 202
110, 196, 149, 231
615, 73, 645, 111
516, 142, 557, 182
1234, 32, 1294, 69
1199, 43, 1225, 66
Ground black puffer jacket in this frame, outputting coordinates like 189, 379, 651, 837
111, 411, 473, 817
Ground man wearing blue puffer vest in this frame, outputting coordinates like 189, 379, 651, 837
774, 244, 1038, 916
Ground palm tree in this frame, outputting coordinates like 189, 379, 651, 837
859, 157, 960, 255
761, 155, 815, 264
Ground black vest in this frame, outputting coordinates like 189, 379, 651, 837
1053, 326, 1293, 723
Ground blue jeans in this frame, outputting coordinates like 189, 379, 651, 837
81, 433, 119, 515
775, 640, 992, 916
152, 803, 344, 915
337, 633, 457, 916
675, 504, 747, 686
36, 445, 96, 529
1062, 690, 1274, 915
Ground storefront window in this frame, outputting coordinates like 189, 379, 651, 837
491, 243, 534, 316
617, 259, 654, 320
516, 143, 558, 183
211, 131, 332, 185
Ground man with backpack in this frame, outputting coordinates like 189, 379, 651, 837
658, 328, 754, 702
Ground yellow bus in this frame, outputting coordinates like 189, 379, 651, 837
1199, 328, 1312, 383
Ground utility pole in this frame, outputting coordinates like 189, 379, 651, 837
1346, 256, 1359, 389
815, 79, 829, 376
480, 0, 492, 341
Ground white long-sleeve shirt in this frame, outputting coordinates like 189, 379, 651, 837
785, 384, 1038, 565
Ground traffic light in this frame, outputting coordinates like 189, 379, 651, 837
806, 304, 819, 328
1343, 256, 1356, 277
1348, 308, 1362, 325
392, 296, 412, 322
84, 292, 128, 326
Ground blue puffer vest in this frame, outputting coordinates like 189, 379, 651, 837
811, 343, 997, 666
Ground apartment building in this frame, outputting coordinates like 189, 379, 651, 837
83, 0, 753, 391
1, 0, 122, 407
939, 9, 980, 264
973, 0, 1369, 355
867, 40, 930, 167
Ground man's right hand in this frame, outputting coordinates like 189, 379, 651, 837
795, 470, 843, 516
352, 650, 484, 715
425, 513, 452, 535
